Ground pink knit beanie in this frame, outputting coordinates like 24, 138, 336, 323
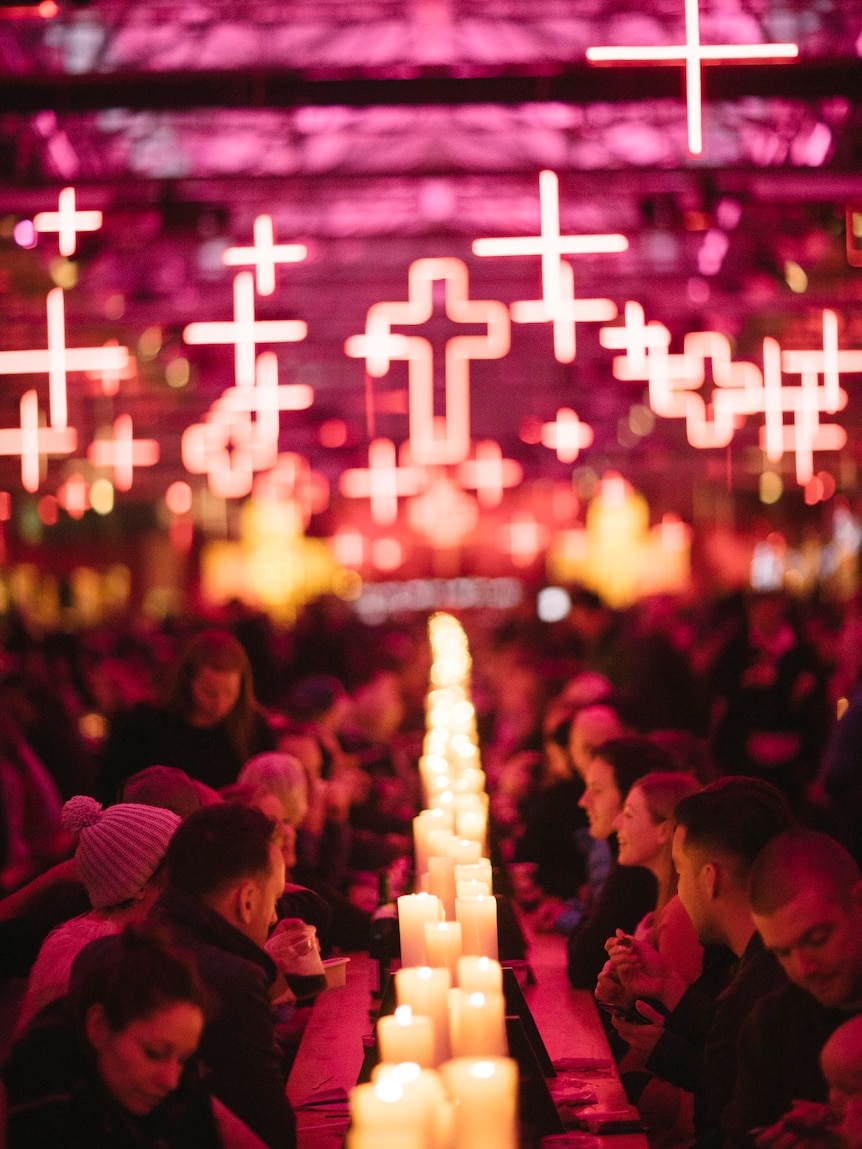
62, 795, 181, 910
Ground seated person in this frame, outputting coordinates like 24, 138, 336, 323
3, 923, 265, 1148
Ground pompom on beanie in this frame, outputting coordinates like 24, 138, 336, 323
62, 795, 181, 910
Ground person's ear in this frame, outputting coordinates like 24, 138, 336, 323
84, 1003, 111, 1052
656, 820, 671, 847
702, 861, 719, 900
237, 879, 260, 927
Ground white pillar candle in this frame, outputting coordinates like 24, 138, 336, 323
456, 879, 490, 899
371, 1063, 451, 1149
397, 893, 442, 968
350, 1077, 429, 1147
454, 860, 493, 892
457, 955, 503, 994
414, 810, 454, 880
455, 894, 498, 959
445, 837, 483, 865
378, 1005, 435, 1068
424, 920, 462, 981
396, 965, 452, 1067
439, 1057, 518, 1149
448, 989, 507, 1058
427, 855, 457, 920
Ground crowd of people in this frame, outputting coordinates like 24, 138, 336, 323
0, 583, 861, 1149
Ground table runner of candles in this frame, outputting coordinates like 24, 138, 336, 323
347, 613, 518, 1149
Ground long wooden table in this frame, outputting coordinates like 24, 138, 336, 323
286, 930, 648, 1149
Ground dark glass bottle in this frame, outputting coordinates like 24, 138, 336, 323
368, 868, 400, 999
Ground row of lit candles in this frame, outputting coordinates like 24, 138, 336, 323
346, 614, 519, 1149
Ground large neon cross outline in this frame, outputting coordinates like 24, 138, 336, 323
0, 288, 129, 431
344, 257, 510, 466
457, 440, 522, 508
472, 170, 627, 363
183, 271, 307, 388
339, 438, 428, 525
87, 414, 160, 491
33, 187, 103, 256
221, 215, 308, 297
0, 390, 76, 492
586, 0, 798, 156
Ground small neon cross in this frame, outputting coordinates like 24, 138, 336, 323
600, 302, 672, 378
473, 170, 627, 363
183, 271, 307, 388
221, 215, 308, 297
339, 438, 428, 526
457, 440, 523, 507
345, 257, 510, 466
57, 473, 90, 519
0, 288, 129, 431
87, 414, 160, 491
587, 0, 798, 155
541, 408, 595, 463
253, 452, 330, 526
33, 187, 103, 256
86, 339, 138, 397
497, 512, 548, 568
0, 390, 77, 492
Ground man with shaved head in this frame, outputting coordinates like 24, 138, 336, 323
724, 830, 862, 1148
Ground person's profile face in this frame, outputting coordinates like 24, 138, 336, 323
87, 1001, 204, 1116
614, 785, 666, 869
247, 841, 286, 948
189, 665, 242, 726
754, 886, 862, 1011
578, 755, 623, 840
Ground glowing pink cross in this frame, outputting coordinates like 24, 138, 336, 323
339, 438, 428, 526
497, 513, 548, 568
57, 473, 90, 519
183, 271, 307, 388
457, 440, 523, 507
473, 170, 627, 363
0, 390, 76, 492
0, 287, 129, 431
221, 215, 308, 297
541, 408, 594, 463
181, 412, 261, 500
87, 414, 159, 491
214, 352, 314, 446
86, 339, 137, 397
587, 0, 798, 155
600, 302, 672, 378
253, 452, 330, 526
760, 336, 848, 486
780, 309, 862, 416
345, 257, 510, 466
33, 187, 102, 256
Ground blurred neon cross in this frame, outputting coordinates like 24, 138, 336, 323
345, 257, 510, 466
600, 302, 672, 378
457, 440, 522, 507
587, 0, 798, 155
87, 414, 159, 491
221, 215, 307, 297
540, 408, 594, 463
340, 437, 427, 525
33, 186, 102, 255
473, 170, 626, 363
0, 390, 76, 492
0, 288, 129, 431
184, 271, 307, 388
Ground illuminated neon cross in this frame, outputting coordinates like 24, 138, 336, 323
473, 170, 626, 363
87, 414, 160, 491
86, 339, 137, 397
221, 215, 308, 297
182, 411, 262, 500
780, 309, 862, 416
183, 271, 307, 388
345, 257, 510, 466
760, 335, 848, 486
0, 390, 76, 492
214, 351, 314, 446
57, 473, 90, 520
253, 452, 330, 526
339, 437, 428, 526
0, 287, 129, 431
541, 408, 595, 463
457, 440, 523, 507
586, 0, 798, 156
33, 186, 103, 256
600, 301, 672, 378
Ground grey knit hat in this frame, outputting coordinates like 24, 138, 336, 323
62, 795, 181, 909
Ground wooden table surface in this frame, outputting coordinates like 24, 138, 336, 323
286, 922, 649, 1149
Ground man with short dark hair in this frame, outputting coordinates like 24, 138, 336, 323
604, 777, 796, 1149
150, 802, 295, 1149
724, 829, 862, 1149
